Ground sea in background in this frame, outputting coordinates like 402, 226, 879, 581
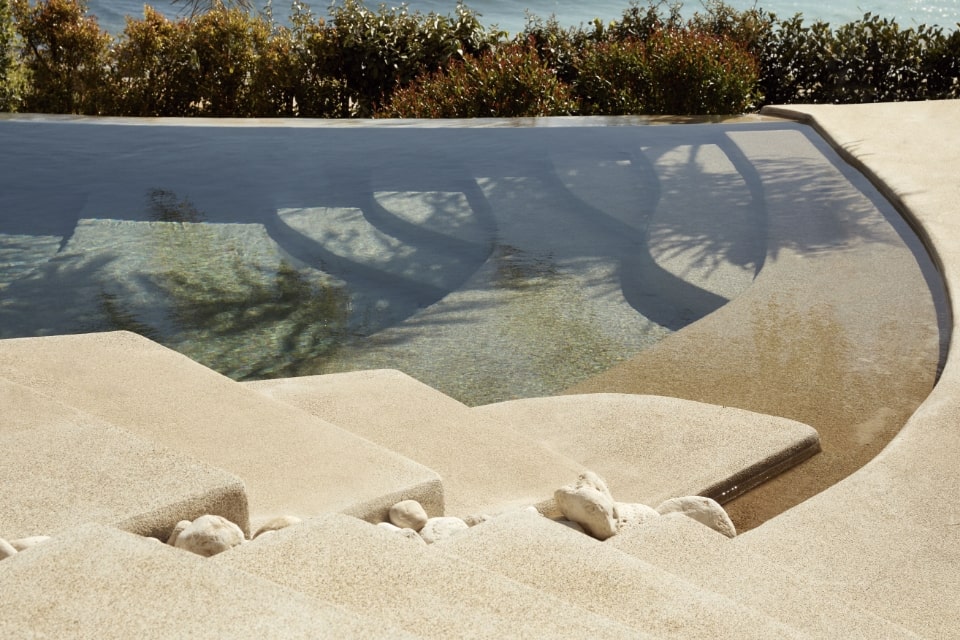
85, 0, 960, 36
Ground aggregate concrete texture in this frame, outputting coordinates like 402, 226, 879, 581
0, 331, 443, 528
437, 510, 804, 639
474, 393, 820, 506
217, 512, 648, 639
252, 373, 818, 514
0, 376, 248, 540
247, 369, 587, 516
567, 117, 943, 529
0, 523, 420, 638
721, 101, 960, 637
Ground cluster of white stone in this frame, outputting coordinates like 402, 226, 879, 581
2, 474, 734, 562
167, 514, 303, 557
378, 500, 471, 545
554, 471, 737, 540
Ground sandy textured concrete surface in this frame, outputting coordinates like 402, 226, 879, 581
0, 331, 443, 528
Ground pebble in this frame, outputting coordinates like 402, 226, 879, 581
378, 521, 428, 545
419, 517, 469, 544
0, 538, 17, 560
554, 483, 618, 541
389, 500, 429, 532
253, 515, 302, 540
656, 496, 737, 538
174, 515, 246, 557
615, 502, 660, 530
575, 471, 614, 502
167, 520, 191, 546
555, 519, 586, 534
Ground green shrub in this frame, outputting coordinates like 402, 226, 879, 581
111, 8, 200, 116
378, 41, 575, 118
1, 0, 15, 109
520, 14, 597, 85
573, 39, 650, 115
756, 12, 960, 104
644, 28, 759, 115
607, 0, 683, 41
188, 6, 270, 116
4, 0, 958, 117
325, 0, 498, 116
12, 0, 111, 114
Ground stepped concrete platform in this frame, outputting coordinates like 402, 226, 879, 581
607, 513, 918, 638
252, 371, 818, 514
216, 512, 647, 639
0, 377, 247, 540
247, 370, 587, 516
0, 523, 420, 638
0, 331, 442, 529
474, 394, 820, 506
436, 510, 803, 638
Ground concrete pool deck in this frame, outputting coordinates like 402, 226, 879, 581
1, 100, 958, 636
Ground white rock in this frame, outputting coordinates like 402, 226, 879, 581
555, 519, 586, 534
0, 538, 17, 560
9, 536, 51, 551
615, 502, 660, 530
389, 500, 429, 532
174, 515, 246, 557
378, 522, 428, 545
419, 517, 469, 544
167, 520, 191, 546
397, 528, 427, 545
554, 484, 618, 540
574, 471, 614, 502
253, 515, 302, 539
656, 496, 737, 538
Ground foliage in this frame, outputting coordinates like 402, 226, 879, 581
0, 0, 21, 110
572, 27, 758, 115
171, 0, 253, 20
754, 12, 960, 104
3, 0, 959, 117
573, 38, 651, 115
111, 8, 200, 116
12, 0, 111, 113
324, 0, 499, 116
643, 28, 759, 114
378, 41, 575, 118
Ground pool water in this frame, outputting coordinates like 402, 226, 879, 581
0, 118, 944, 407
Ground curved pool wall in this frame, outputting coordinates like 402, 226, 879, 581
0, 116, 943, 415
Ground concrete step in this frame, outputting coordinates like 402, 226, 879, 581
473, 393, 820, 507
606, 513, 920, 638
215, 513, 648, 639
0, 331, 442, 530
0, 376, 247, 540
0, 523, 421, 639
246, 369, 586, 516
432, 510, 805, 639
249, 371, 819, 518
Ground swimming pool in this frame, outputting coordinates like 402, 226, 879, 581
0, 116, 945, 411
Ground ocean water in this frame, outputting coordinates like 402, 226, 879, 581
84, 0, 960, 36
